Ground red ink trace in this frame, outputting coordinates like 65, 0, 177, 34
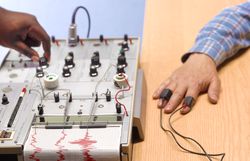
29, 131, 42, 161
55, 130, 67, 161
70, 131, 97, 161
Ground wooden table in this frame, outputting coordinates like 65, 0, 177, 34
133, 0, 249, 161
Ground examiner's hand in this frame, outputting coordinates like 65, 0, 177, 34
153, 53, 221, 114
0, 7, 50, 61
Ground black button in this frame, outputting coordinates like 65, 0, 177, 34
2, 94, 9, 105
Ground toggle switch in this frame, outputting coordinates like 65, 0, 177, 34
39, 57, 49, 69
121, 41, 129, 51
89, 65, 98, 77
91, 51, 101, 68
65, 55, 75, 69
37, 104, 44, 115
36, 66, 44, 78
117, 55, 128, 67
117, 65, 125, 74
106, 89, 111, 102
54, 92, 60, 103
62, 66, 71, 77
116, 103, 122, 114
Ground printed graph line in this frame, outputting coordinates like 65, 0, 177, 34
29, 129, 42, 161
55, 130, 67, 161
70, 130, 97, 161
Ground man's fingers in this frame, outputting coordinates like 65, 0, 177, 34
163, 84, 186, 113
157, 81, 177, 108
24, 36, 41, 47
14, 41, 39, 61
28, 24, 50, 61
208, 77, 221, 104
180, 84, 200, 114
153, 79, 171, 99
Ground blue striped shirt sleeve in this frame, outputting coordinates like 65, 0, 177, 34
181, 2, 250, 66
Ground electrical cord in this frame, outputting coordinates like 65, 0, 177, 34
87, 64, 113, 123
114, 76, 131, 116
29, 89, 43, 104
71, 6, 91, 38
160, 107, 225, 161
169, 108, 225, 160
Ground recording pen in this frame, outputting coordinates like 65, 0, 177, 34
7, 87, 26, 128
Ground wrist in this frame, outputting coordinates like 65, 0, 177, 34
186, 53, 217, 67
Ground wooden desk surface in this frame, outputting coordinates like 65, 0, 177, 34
133, 0, 249, 161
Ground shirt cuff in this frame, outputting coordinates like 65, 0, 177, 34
181, 39, 226, 66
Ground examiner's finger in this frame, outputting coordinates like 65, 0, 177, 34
153, 79, 171, 99
14, 41, 39, 61
24, 36, 41, 47
29, 24, 51, 61
180, 84, 200, 114
163, 85, 186, 113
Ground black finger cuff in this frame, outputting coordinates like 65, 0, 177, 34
183, 96, 195, 108
160, 88, 173, 101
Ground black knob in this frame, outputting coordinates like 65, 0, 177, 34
89, 66, 98, 77
37, 104, 44, 115
116, 103, 121, 114
77, 35, 80, 43
2, 94, 9, 105
65, 55, 75, 69
99, 35, 104, 42
91, 51, 101, 68
51, 35, 56, 43
106, 89, 111, 102
54, 92, 60, 103
121, 41, 129, 51
68, 52, 74, 59
124, 34, 128, 42
39, 57, 49, 69
117, 65, 125, 74
94, 51, 99, 57
117, 55, 127, 67
36, 66, 44, 78
62, 66, 71, 77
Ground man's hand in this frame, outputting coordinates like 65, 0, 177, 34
0, 7, 50, 61
153, 53, 221, 114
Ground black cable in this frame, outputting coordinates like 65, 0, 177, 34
71, 6, 91, 38
169, 108, 225, 160
160, 108, 212, 160
160, 107, 225, 161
